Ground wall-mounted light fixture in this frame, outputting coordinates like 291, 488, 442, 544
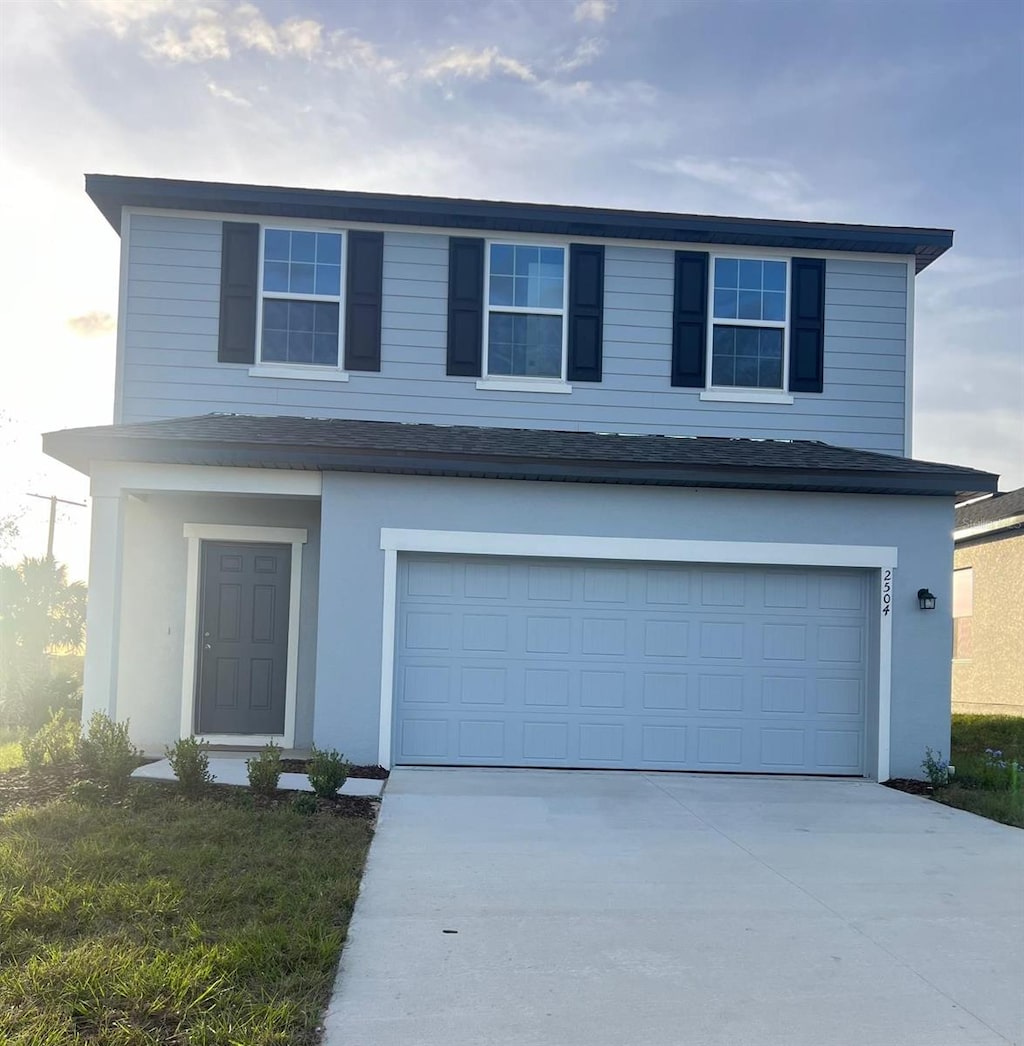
917, 588, 937, 611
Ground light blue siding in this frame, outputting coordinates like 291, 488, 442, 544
118, 214, 910, 453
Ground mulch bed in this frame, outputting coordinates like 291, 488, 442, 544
0, 756, 386, 820
882, 778, 935, 797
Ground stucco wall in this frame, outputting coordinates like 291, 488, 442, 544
115, 493, 321, 753
952, 532, 1024, 716
313, 474, 954, 778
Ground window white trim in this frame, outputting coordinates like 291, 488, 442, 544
482, 239, 569, 382
475, 378, 573, 394
699, 390, 794, 405
255, 224, 347, 373
248, 364, 350, 383
376, 528, 898, 781
180, 523, 307, 748
706, 255, 790, 394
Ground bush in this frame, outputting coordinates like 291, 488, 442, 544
306, 746, 350, 799
921, 746, 950, 787
292, 792, 318, 816
68, 779, 105, 805
246, 743, 283, 797
166, 736, 214, 797
1, 658, 83, 734
78, 712, 142, 796
22, 708, 79, 773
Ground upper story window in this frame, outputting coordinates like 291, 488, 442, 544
708, 257, 788, 390
259, 229, 344, 368
485, 243, 567, 380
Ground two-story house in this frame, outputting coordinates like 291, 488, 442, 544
43, 174, 997, 780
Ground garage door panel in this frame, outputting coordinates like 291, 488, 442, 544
394, 556, 868, 774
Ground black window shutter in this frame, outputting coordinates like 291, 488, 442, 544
789, 258, 826, 393
218, 222, 259, 364
567, 244, 604, 382
671, 251, 709, 387
446, 237, 484, 377
344, 231, 384, 372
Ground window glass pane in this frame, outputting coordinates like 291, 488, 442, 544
490, 244, 514, 275
763, 291, 786, 322
487, 312, 562, 378
290, 263, 315, 294
738, 259, 762, 290
514, 245, 540, 276
539, 277, 563, 308
713, 288, 738, 319
711, 325, 783, 389
291, 232, 316, 262
715, 257, 738, 289
261, 299, 339, 366
489, 276, 514, 307
763, 261, 786, 292
513, 278, 530, 308
737, 290, 761, 320
264, 261, 289, 293
316, 233, 341, 265
265, 230, 290, 261
540, 247, 563, 272
315, 264, 341, 296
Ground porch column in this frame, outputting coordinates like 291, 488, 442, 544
81, 493, 125, 722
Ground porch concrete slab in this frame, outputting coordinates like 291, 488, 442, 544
129, 758, 384, 797
323, 768, 1024, 1046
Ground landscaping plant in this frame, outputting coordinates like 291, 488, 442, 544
306, 745, 350, 799
246, 742, 283, 797
165, 736, 213, 797
78, 711, 143, 796
22, 708, 79, 773
920, 746, 950, 788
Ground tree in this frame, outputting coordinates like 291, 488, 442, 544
0, 557, 87, 729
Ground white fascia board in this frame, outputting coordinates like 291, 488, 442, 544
954, 516, 1024, 543
123, 207, 917, 269
91, 461, 322, 498
379, 529, 899, 569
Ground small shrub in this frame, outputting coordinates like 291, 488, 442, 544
956, 749, 1024, 793
292, 792, 318, 816
23, 708, 79, 773
306, 746, 350, 799
166, 736, 214, 797
78, 712, 142, 796
246, 743, 283, 797
921, 746, 950, 787
68, 779, 105, 805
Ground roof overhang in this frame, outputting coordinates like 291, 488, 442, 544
954, 516, 1024, 543
43, 417, 998, 499
84, 173, 953, 273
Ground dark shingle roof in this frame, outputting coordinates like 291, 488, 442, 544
955, 487, 1024, 531
42, 413, 997, 497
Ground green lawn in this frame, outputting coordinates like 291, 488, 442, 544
0, 738, 23, 772
0, 789, 373, 1044
939, 714, 1024, 828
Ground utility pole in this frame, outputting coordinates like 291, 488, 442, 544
25, 493, 87, 561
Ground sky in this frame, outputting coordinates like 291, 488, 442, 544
1, 0, 1022, 581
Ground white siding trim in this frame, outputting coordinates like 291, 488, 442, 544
904, 260, 915, 456
699, 390, 794, 405
113, 208, 132, 424
180, 523, 307, 748
376, 528, 898, 778
91, 462, 322, 498
124, 207, 918, 268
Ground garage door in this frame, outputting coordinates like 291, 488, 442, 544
393, 555, 869, 774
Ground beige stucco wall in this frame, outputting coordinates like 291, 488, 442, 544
952, 531, 1024, 716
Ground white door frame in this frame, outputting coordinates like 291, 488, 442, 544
182, 523, 307, 748
378, 529, 898, 779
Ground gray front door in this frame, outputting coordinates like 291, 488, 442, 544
196, 541, 291, 736
393, 555, 869, 774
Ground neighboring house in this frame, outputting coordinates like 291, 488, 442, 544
952, 488, 1024, 716
43, 174, 997, 781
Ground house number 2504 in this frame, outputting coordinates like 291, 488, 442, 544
881, 569, 892, 616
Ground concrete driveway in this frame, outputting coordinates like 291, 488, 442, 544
323, 769, 1024, 1046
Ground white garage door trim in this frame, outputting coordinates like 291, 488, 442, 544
379, 529, 897, 780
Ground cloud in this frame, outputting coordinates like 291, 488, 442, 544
574, 0, 617, 24
556, 37, 605, 73
422, 45, 535, 84
207, 80, 251, 106
147, 17, 231, 63
67, 311, 115, 337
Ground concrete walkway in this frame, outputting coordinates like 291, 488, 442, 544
323, 769, 1024, 1046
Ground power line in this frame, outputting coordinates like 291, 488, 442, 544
25, 493, 87, 561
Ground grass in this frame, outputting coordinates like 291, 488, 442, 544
936, 714, 1024, 828
0, 733, 24, 772
0, 788, 373, 1044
